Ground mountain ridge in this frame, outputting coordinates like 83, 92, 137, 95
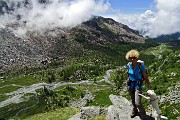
151, 32, 180, 41
0, 16, 145, 71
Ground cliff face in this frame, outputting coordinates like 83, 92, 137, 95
0, 16, 145, 71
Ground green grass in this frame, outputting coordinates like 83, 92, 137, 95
143, 44, 173, 56
89, 115, 106, 120
87, 89, 115, 107
0, 75, 42, 87
0, 95, 39, 119
55, 84, 110, 94
160, 102, 180, 119
54, 84, 113, 107
0, 85, 22, 94
24, 107, 80, 120
55, 85, 86, 100
0, 95, 9, 102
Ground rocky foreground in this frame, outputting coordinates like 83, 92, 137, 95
69, 94, 155, 120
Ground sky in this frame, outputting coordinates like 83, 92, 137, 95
0, 0, 180, 38
104, 0, 180, 37
107, 0, 156, 14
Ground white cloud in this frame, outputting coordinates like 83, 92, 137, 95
0, 0, 109, 35
150, 0, 180, 37
1, 0, 180, 38
104, 10, 156, 37
104, 0, 180, 38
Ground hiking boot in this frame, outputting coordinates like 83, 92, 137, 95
130, 110, 139, 118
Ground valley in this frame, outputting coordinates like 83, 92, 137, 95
0, 42, 179, 120
0, 13, 179, 119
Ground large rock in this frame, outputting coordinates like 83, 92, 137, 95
107, 94, 141, 120
69, 106, 106, 120
68, 91, 94, 108
80, 106, 100, 119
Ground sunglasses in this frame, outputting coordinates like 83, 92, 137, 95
129, 57, 137, 59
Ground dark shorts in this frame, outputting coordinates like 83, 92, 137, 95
127, 80, 143, 89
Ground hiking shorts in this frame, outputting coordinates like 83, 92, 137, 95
127, 80, 143, 89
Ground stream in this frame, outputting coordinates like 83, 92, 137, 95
0, 68, 116, 108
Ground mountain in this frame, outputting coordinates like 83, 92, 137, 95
1, 14, 179, 119
0, 16, 144, 71
152, 32, 180, 41
113, 10, 156, 38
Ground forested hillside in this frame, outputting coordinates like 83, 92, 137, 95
0, 39, 160, 119
1, 39, 179, 120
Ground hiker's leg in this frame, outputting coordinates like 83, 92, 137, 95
135, 89, 146, 119
129, 88, 138, 117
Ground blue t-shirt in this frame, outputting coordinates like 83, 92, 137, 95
126, 62, 146, 89
126, 62, 146, 81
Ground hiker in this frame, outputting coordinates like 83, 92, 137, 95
125, 49, 151, 120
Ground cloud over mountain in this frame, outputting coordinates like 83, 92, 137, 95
150, 0, 180, 37
106, 0, 180, 38
1, 0, 179, 38
0, 0, 109, 35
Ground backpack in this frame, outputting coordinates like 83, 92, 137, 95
137, 60, 146, 81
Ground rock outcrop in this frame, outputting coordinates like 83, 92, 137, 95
69, 94, 156, 120
68, 91, 94, 108
107, 94, 141, 120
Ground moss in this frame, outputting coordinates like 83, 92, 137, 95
89, 115, 107, 120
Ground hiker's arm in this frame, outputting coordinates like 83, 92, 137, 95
143, 72, 151, 89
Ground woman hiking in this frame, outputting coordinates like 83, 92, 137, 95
125, 49, 151, 120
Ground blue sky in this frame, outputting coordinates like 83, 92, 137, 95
102, 0, 180, 37
108, 0, 156, 14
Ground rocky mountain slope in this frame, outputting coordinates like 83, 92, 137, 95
0, 16, 144, 71
0, 26, 43, 70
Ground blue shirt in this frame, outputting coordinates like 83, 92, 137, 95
126, 62, 146, 81
126, 62, 146, 89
